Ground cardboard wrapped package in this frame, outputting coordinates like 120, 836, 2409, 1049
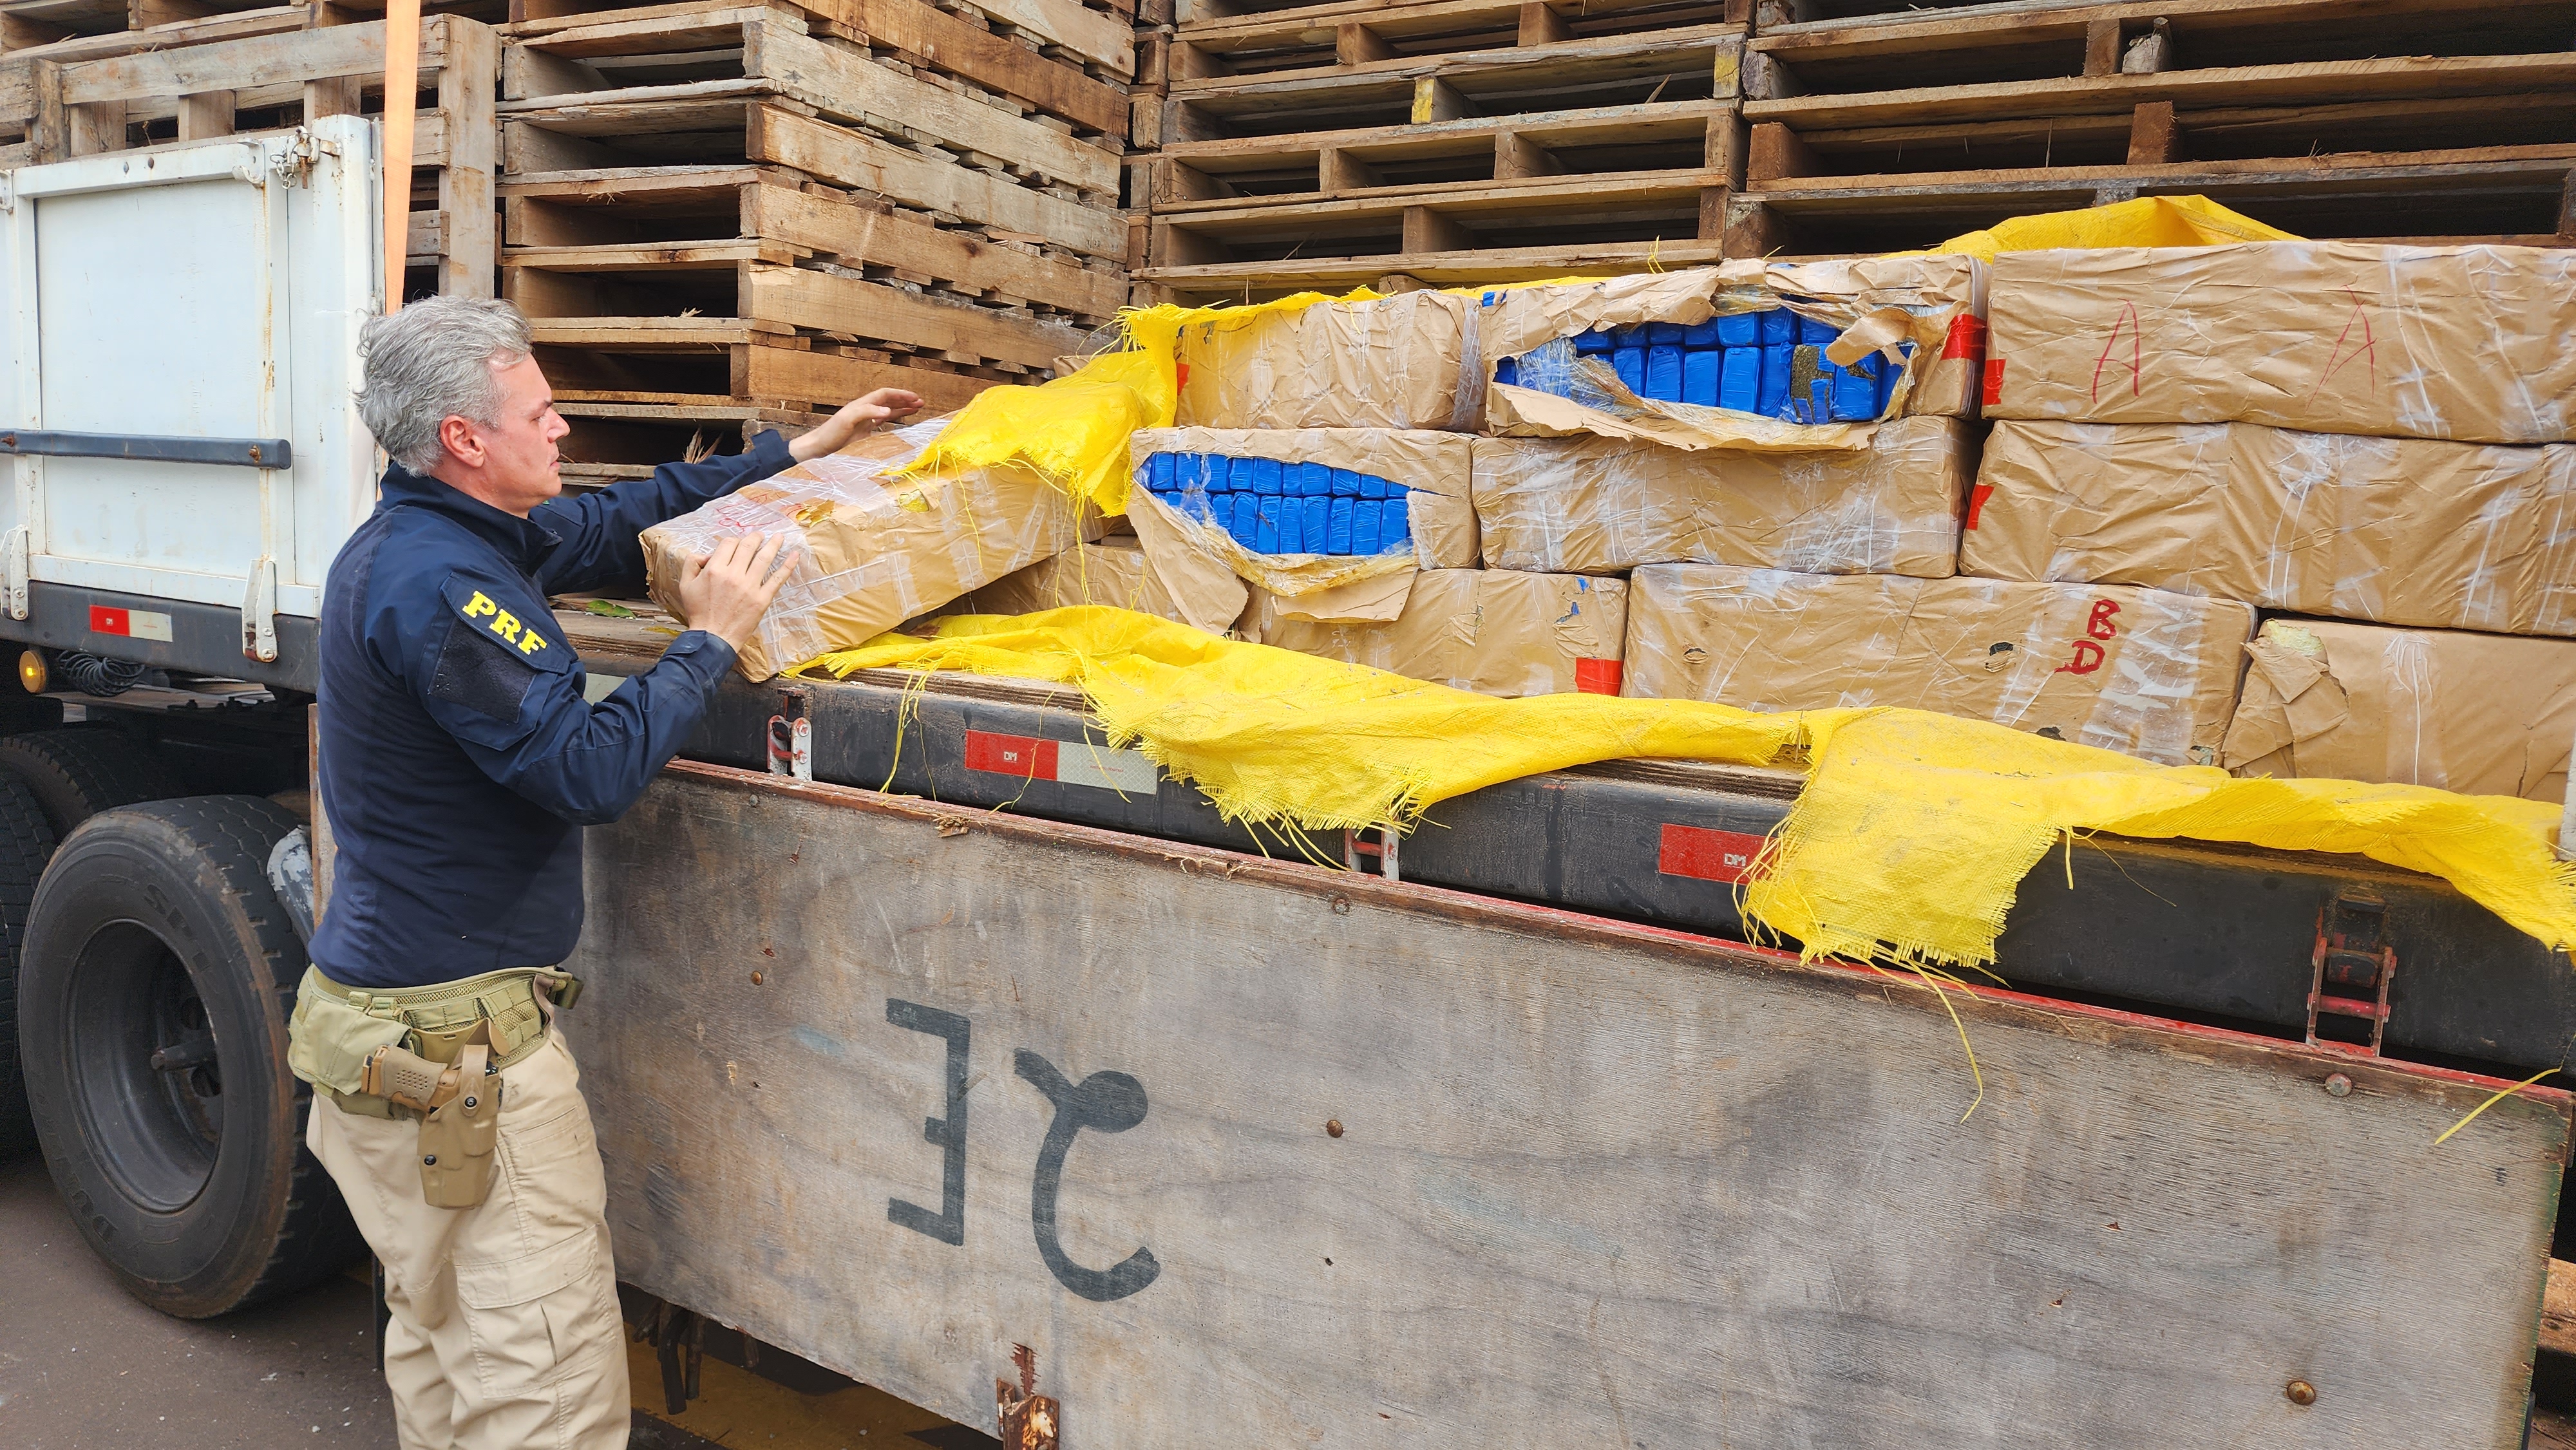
1405, 483, 1479, 569
1984, 241, 2576, 444
1621, 565, 2255, 766
1470, 417, 1971, 577
2223, 617, 2576, 802
1126, 426, 1470, 607
1250, 569, 1627, 698
1173, 290, 1477, 432
1481, 257, 1988, 452
642, 420, 1084, 680
1967, 420, 2576, 637
943, 536, 1231, 630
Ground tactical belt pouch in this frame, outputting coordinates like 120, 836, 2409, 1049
416, 1042, 502, 1209
286, 971, 411, 1099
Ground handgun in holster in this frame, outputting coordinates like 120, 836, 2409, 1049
361, 1032, 503, 1209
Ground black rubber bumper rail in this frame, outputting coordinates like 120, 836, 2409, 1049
596, 653, 2576, 1077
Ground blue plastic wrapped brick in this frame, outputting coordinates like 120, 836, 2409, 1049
1758, 308, 1795, 346
1574, 328, 1614, 355
1831, 354, 1879, 421
1613, 346, 1646, 393
1250, 457, 1283, 495
1146, 452, 1177, 491
1302, 498, 1330, 551
1359, 473, 1387, 500
1331, 467, 1362, 497
1682, 350, 1720, 407
1716, 312, 1761, 347
1494, 357, 1519, 387
1757, 344, 1792, 415
1719, 348, 1762, 411
1645, 345, 1683, 401
1797, 315, 1838, 346
1351, 501, 1382, 556
1230, 494, 1260, 548
1327, 497, 1354, 553
1275, 496, 1303, 553
1681, 318, 1721, 348
1301, 462, 1335, 497
1646, 321, 1687, 345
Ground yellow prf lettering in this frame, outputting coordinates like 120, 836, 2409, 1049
516, 630, 548, 656
462, 591, 498, 621
491, 610, 522, 645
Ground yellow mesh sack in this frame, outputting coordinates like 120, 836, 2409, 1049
802, 608, 2576, 968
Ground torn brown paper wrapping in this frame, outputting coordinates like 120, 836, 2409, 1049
1621, 565, 2254, 766
1470, 417, 1971, 577
2222, 617, 2576, 803
1126, 427, 1466, 600
1480, 258, 1987, 453
1984, 241, 2576, 443
1173, 291, 1478, 432
1251, 569, 1627, 698
643, 420, 1084, 680
1967, 420, 2576, 636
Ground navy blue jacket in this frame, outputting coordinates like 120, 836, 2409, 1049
310, 432, 794, 988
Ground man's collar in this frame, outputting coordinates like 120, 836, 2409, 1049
378, 461, 561, 569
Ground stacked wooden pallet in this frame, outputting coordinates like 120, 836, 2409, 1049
1133, 0, 1748, 303
0, 9, 500, 297
493, 0, 1136, 479
1727, 0, 2576, 256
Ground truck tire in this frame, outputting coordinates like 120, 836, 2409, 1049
17, 796, 364, 1317
0, 728, 185, 841
0, 773, 56, 1160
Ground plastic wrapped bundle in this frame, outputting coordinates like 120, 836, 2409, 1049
1126, 428, 1472, 605
1173, 290, 1480, 433
1250, 569, 1627, 699
2222, 617, 2576, 802
1620, 565, 2255, 767
642, 419, 1086, 679
1470, 417, 1973, 577
1984, 241, 2576, 444
1479, 259, 1987, 453
1967, 420, 2576, 636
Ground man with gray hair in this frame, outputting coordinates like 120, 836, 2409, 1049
287, 295, 918, 1448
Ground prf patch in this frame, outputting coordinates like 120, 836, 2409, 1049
458, 590, 550, 657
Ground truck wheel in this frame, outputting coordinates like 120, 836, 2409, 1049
17, 796, 363, 1317
0, 728, 185, 841
0, 773, 56, 1159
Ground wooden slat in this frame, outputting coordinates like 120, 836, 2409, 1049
1752, 0, 2567, 62
743, 261, 1086, 366
743, 185, 1128, 318
57, 14, 453, 105
1178, 0, 1732, 50
1137, 236, 1728, 298
1742, 53, 2576, 131
2543, 1257, 2576, 1358
735, 341, 994, 409
1169, 19, 1741, 102
744, 103, 1127, 260
811, 0, 1127, 135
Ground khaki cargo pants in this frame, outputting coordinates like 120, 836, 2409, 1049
308, 1026, 632, 1450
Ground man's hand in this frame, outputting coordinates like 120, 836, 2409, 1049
676, 532, 793, 651
788, 388, 926, 463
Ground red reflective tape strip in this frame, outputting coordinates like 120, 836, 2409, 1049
1575, 657, 1622, 695
1964, 483, 1994, 531
1658, 824, 1768, 884
88, 605, 129, 636
1942, 314, 1987, 360
962, 730, 1059, 781
1982, 357, 2006, 406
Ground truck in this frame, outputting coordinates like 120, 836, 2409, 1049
3, 115, 2573, 1449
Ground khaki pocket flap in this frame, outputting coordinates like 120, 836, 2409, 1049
457, 1229, 598, 1310
285, 975, 411, 1097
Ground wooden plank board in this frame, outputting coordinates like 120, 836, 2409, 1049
1178, 0, 1730, 48
743, 261, 1090, 366
569, 761, 2567, 1450
1743, 53, 2576, 131
734, 340, 998, 408
945, 0, 1131, 75
1753, 0, 2570, 61
810, 0, 1128, 135
1135, 236, 1728, 296
746, 103, 1128, 260
57, 14, 457, 105
1168, 19, 1742, 108
1754, 142, 2576, 196
746, 185, 1129, 318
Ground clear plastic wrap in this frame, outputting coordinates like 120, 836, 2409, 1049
1470, 417, 1973, 577
1125, 427, 1471, 600
1968, 419, 2576, 637
1249, 569, 1627, 699
1620, 565, 2255, 767
642, 419, 1086, 679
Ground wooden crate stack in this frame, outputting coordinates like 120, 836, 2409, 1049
493, 0, 1137, 483
1132, 0, 1748, 305
1726, 0, 2576, 256
0, 8, 500, 297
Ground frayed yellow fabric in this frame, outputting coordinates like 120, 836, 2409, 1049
798, 608, 2576, 969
